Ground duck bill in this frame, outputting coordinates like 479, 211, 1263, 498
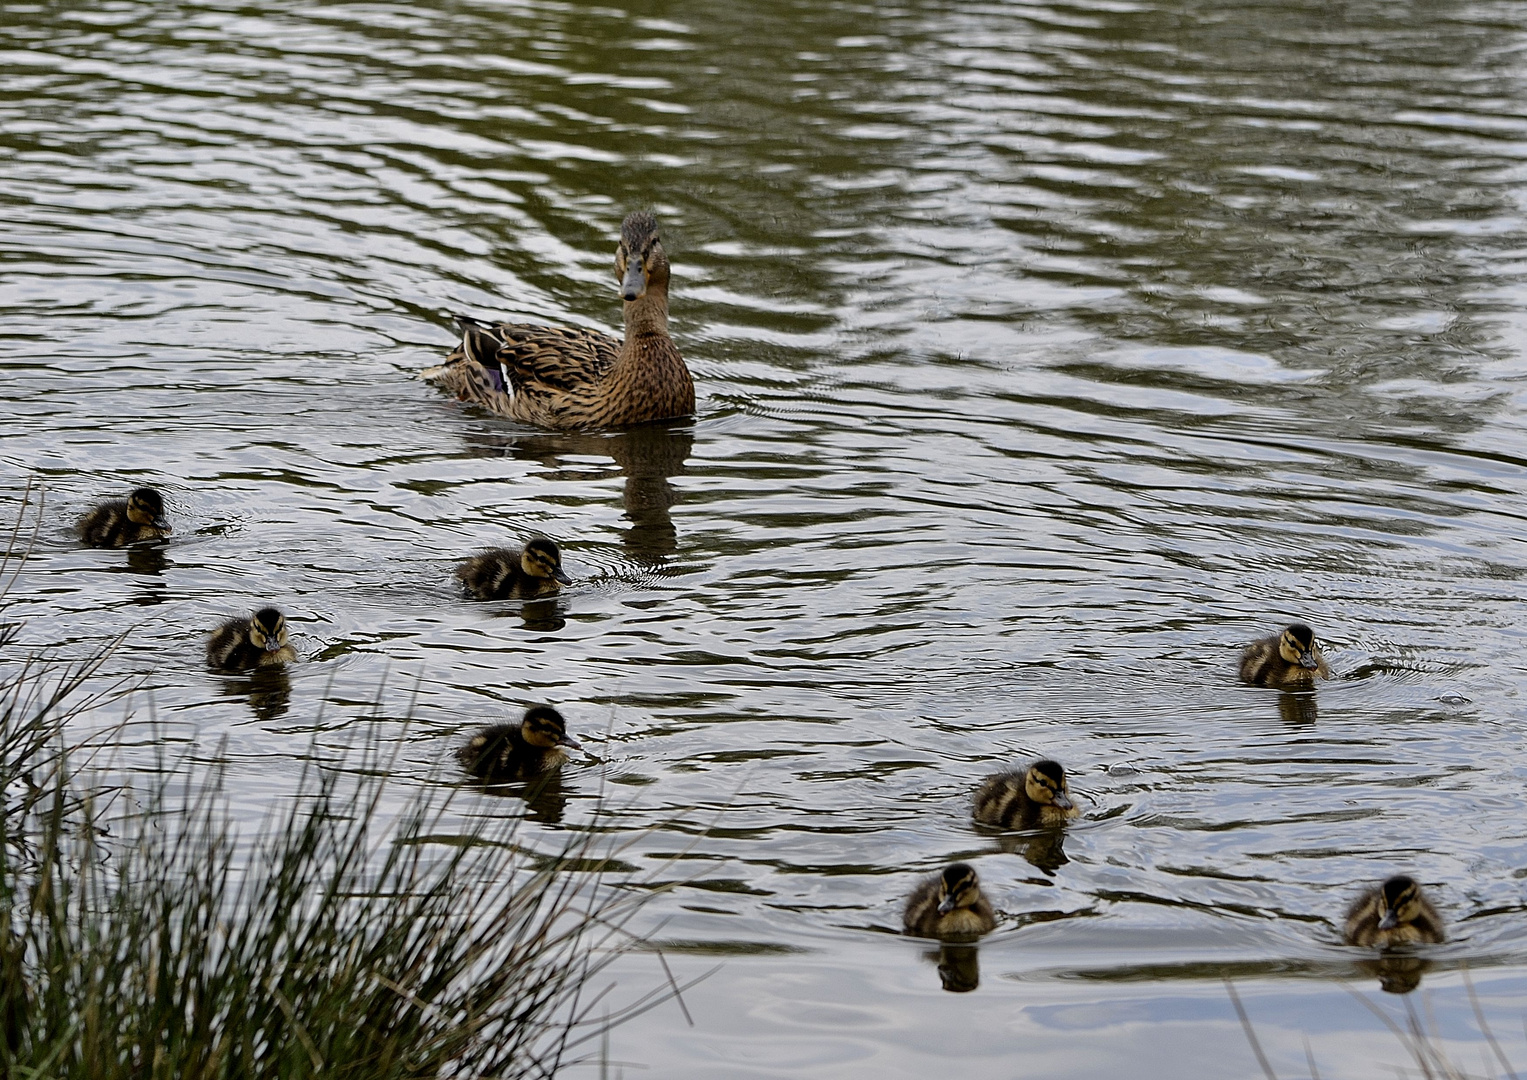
1051, 792, 1074, 811
154, 518, 171, 532
553, 568, 573, 585
937, 895, 957, 915
1298, 651, 1318, 669
263, 637, 284, 653
1377, 910, 1399, 931
621, 261, 647, 302
559, 734, 583, 750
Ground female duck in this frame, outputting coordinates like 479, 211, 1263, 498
1344, 875, 1445, 947
973, 759, 1080, 830
903, 863, 996, 940
206, 607, 296, 671
457, 537, 571, 600
1239, 623, 1331, 688
78, 487, 170, 547
421, 211, 694, 430
457, 706, 582, 782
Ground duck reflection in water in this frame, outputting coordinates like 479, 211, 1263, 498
465, 421, 692, 564
123, 544, 171, 605
1277, 690, 1318, 725
222, 666, 292, 722
932, 943, 981, 993
994, 829, 1069, 875
466, 771, 569, 826
1360, 955, 1431, 995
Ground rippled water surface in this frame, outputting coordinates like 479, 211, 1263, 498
6, 0, 1527, 1074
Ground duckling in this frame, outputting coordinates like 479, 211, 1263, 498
1239, 623, 1331, 688
456, 706, 583, 781
1344, 875, 1445, 947
77, 487, 170, 547
903, 863, 997, 940
421, 211, 694, 430
206, 607, 297, 671
973, 758, 1081, 830
456, 537, 572, 600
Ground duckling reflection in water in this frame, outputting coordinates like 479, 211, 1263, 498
457, 706, 582, 782
77, 487, 170, 548
935, 944, 981, 993
1344, 875, 1444, 948
206, 608, 296, 672
973, 759, 1080, 831
1239, 623, 1331, 688
903, 863, 996, 940
457, 537, 571, 600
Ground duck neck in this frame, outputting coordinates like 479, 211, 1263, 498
621, 287, 669, 346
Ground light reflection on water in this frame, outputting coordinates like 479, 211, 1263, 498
4, 0, 1527, 1073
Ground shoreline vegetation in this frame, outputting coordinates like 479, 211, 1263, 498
0, 485, 683, 1078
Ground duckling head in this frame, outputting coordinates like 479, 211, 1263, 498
520, 705, 583, 751
248, 607, 289, 653
1025, 759, 1075, 812
936, 863, 984, 915
1377, 875, 1426, 932
1278, 623, 1320, 669
126, 487, 170, 531
521, 537, 573, 584
616, 211, 668, 302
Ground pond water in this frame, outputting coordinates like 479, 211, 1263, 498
5, 0, 1527, 1075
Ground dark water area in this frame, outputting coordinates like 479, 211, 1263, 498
5, 0, 1527, 1074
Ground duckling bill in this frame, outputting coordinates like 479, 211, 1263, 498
1239, 623, 1331, 688
1344, 875, 1444, 947
973, 758, 1080, 830
903, 863, 996, 940
206, 607, 296, 671
78, 487, 170, 548
457, 706, 582, 781
457, 536, 571, 600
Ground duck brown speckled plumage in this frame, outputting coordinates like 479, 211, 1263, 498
77, 487, 170, 548
903, 863, 997, 940
1344, 875, 1445, 948
206, 607, 297, 672
421, 212, 694, 431
972, 759, 1080, 830
457, 706, 582, 782
1239, 623, 1331, 688
456, 537, 571, 600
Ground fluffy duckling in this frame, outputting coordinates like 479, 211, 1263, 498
77, 487, 170, 547
206, 607, 297, 671
973, 758, 1080, 830
456, 537, 571, 600
1344, 875, 1445, 947
903, 863, 997, 940
457, 706, 582, 781
1239, 623, 1331, 688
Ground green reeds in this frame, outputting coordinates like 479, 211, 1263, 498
1, 715, 666, 1079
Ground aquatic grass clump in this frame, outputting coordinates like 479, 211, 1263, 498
0, 735, 664, 1079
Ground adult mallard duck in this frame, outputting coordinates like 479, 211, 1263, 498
1343, 875, 1445, 947
206, 607, 297, 671
972, 758, 1081, 830
903, 863, 997, 940
456, 536, 571, 600
1239, 623, 1331, 688
77, 487, 170, 547
421, 211, 694, 430
457, 706, 583, 782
